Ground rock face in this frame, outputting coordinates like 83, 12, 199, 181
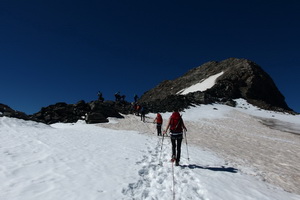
30, 100, 130, 124
0, 104, 29, 120
139, 58, 292, 113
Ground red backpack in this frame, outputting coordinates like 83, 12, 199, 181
170, 112, 182, 133
156, 113, 163, 124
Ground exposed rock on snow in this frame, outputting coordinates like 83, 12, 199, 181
30, 100, 126, 124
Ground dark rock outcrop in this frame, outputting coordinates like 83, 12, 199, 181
139, 58, 292, 113
85, 101, 126, 124
0, 104, 30, 120
30, 100, 130, 124
1, 99, 134, 124
31, 101, 89, 124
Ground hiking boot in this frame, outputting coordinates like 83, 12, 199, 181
175, 162, 179, 166
171, 155, 176, 162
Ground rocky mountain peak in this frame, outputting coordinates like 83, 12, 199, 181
139, 58, 292, 113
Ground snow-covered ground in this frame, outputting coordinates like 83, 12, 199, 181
1, 100, 299, 200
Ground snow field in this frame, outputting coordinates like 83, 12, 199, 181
1, 102, 300, 200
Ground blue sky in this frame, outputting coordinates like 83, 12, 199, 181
1, 0, 299, 114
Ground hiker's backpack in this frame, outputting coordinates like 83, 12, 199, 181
170, 112, 182, 133
156, 113, 163, 124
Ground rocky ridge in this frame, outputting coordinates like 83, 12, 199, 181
1, 101, 132, 124
1, 58, 296, 124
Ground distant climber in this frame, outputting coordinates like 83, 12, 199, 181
97, 91, 104, 102
115, 92, 121, 102
140, 106, 146, 122
154, 113, 163, 136
134, 94, 139, 103
135, 104, 141, 116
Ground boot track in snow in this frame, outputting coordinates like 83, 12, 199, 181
121, 136, 206, 200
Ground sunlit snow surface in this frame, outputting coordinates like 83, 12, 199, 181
1, 99, 300, 200
178, 71, 224, 94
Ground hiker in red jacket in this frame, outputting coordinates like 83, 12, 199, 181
163, 109, 187, 166
154, 113, 163, 136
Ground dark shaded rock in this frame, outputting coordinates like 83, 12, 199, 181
29, 100, 128, 124
84, 101, 124, 124
103, 100, 134, 115
85, 113, 108, 124
0, 104, 30, 120
140, 91, 216, 113
30, 102, 81, 124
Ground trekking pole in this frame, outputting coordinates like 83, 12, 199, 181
172, 160, 175, 200
184, 129, 190, 161
159, 132, 165, 165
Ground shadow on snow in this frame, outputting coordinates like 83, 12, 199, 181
180, 164, 238, 173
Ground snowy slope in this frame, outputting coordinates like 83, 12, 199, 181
1, 101, 300, 200
178, 71, 224, 94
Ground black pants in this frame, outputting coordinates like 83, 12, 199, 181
141, 113, 145, 122
157, 124, 162, 136
171, 134, 183, 163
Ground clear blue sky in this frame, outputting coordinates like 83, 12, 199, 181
1, 0, 299, 114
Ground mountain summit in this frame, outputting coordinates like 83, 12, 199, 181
139, 58, 292, 112
1, 58, 294, 124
